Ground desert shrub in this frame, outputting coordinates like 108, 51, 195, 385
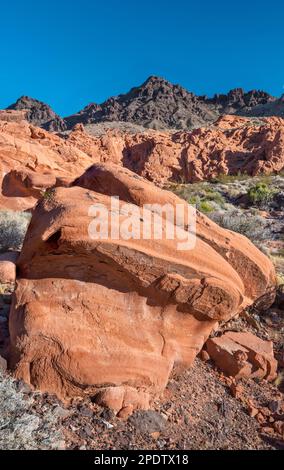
211, 172, 250, 184
199, 200, 214, 213
170, 183, 225, 213
247, 182, 276, 208
210, 210, 270, 244
202, 187, 226, 206
0, 372, 65, 449
0, 211, 31, 252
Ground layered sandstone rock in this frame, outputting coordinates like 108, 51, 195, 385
0, 115, 94, 210
9, 164, 276, 410
206, 332, 277, 381
67, 115, 284, 185
0, 112, 284, 212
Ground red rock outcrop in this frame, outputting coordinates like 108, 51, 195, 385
0, 252, 18, 284
206, 331, 277, 381
0, 115, 94, 210
0, 112, 284, 211
67, 115, 284, 185
9, 164, 276, 410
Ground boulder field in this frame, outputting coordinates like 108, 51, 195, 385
8, 164, 276, 412
0, 112, 284, 211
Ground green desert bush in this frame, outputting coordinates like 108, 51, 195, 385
0, 211, 31, 252
170, 183, 225, 213
199, 200, 214, 213
247, 182, 276, 208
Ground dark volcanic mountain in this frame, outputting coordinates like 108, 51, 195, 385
206, 88, 276, 115
7, 77, 279, 132
7, 96, 66, 132
64, 76, 219, 130
64, 77, 276, 130
238, 94, 284, 118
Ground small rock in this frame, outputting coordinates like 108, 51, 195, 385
255, 412, 266, 425
117, 405, 134, 419
262, 427, 275, 435
247, 405, 259, 418
79, 406, 93, 418
53, 405, 72, 419
230, 382, 243, 399
15, 379, 32, 393
268, 400, 281, 413
274, 421, 284, 435
260, 407, 272, 417
100, 408, 115, 421
200, 350, 210, 362
128, 410, 167, 434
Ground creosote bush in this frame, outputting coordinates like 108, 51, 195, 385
0, 211, 31, 252
209, 210, 270, 246
247, 182, 277, 208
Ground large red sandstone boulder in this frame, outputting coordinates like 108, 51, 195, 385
9, 165, 276, 411
206, 331, 277, 381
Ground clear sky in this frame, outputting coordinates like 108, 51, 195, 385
1, 0, 283, 116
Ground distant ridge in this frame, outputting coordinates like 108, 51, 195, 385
7, 77, 279, 132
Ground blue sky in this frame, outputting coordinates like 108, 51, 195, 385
0, 0, 283, 116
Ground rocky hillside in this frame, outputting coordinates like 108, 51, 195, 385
7, 96, 66, 132
240, 94, 284, 118
7, 76, 278, 132
206, 88, 275, 115
64, 76, 219, 130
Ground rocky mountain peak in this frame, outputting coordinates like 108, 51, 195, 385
7, 95, 66, 132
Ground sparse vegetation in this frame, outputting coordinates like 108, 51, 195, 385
0, 211, 31, 252
211, 172, 250, 184
170, 183, 226, 213
247, 182, 277, 208
209, 210, 270, 246
0, 372, 65, 450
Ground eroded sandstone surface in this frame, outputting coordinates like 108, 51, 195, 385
8, 164, 276, 411
0, 112, 284, 212
67, 115, 284, 185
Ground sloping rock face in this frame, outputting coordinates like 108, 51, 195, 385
67, 115, 284, 185
9, 164, 276, 409
7, 96, 66, 132
0, 115, 94, 210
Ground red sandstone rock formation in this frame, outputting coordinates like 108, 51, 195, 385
9, 164, 276, 410
0, 252, 18, 284
0, 112, 284, 211
67, 115, 284, 185
0, 115, 94, 210
206, 331, 277, 381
